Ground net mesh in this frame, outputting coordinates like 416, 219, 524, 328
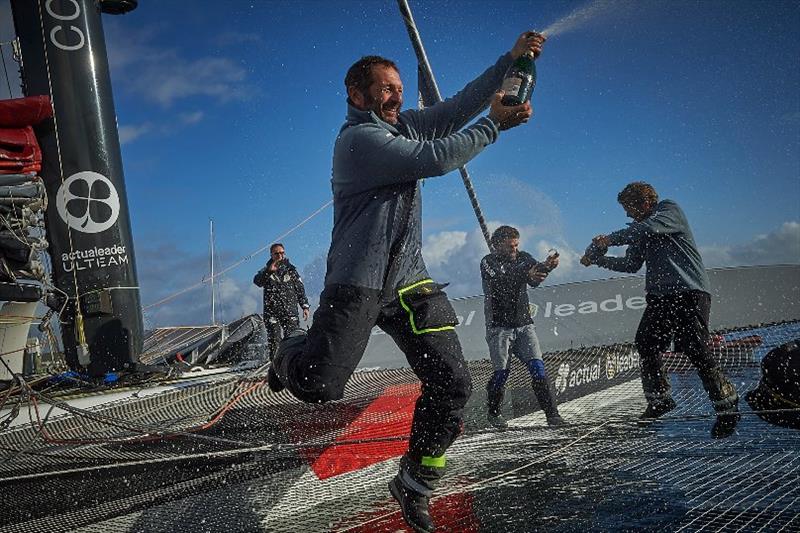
0, 321, 798, 532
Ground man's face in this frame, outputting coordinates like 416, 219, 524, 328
351, 65, 403, 124
496, 238, 520, 260
270, 246, 286, 263
622, 199, 654, 222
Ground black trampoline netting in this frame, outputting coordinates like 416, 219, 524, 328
0, 321, 798, 532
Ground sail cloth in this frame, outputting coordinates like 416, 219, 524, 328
0, 96, 52, 175
0, 95, 52, 127
0, 96, 50, 285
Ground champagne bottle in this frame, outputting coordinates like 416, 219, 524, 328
500, 50, 536, 106
535, 249, 559, 273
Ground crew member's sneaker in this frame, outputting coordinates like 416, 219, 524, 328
711, 403, 741, 439
639, 397, 677, 420
546, 414, 567, 427
488, 412, 508, 429
389, 475, 435, 533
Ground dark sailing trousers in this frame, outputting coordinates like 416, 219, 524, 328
282, 281, 471, 473
635, 291, 737, 411
265, 314, 300, 359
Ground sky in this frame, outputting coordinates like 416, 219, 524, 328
1, 0, 799, 328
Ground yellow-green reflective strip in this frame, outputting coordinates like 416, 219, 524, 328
420, 454, 446, 468
397, 279, 456, 335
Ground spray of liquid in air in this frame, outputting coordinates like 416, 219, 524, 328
539, 0, 628, 38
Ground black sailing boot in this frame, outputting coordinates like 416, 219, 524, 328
639, 397, 677, 422
532, 377, 566, 427
711, 383, 741, 439
389, 456, 439, 533
486, 385, 508, 429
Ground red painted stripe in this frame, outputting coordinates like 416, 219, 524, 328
310, 383, 420, 480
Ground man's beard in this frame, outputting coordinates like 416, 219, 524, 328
364, 94, 400, 124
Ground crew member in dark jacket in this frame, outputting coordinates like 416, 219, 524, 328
581, 181, 740, 439
269, 32, 546, 533
253, 243, 309, 358
481, 225, 564, 429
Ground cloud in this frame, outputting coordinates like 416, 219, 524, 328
216, 276, 261, 323
423, 227, 487, 297
423, 220, 595, 299
136, 234, 331, 329
143, 57, 249, 107
424, 231, 468, 268
422, 177, 605, 297
423, 178, 798, 297
118, 123, 151, 144
137, 241, 261, 328
701, 221, 800, 267
781, 111, 800, 126
214, 31, 264, 47
105, 21, 254, 108
179, 111, 205, 125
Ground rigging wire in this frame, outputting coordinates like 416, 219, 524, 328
0, 43, 14, 98
143, 198, 332, 311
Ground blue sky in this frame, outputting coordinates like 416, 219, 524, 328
2, 0, 799, 327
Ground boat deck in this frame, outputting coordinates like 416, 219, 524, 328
0, 321, 798, 532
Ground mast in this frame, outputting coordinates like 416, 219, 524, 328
209, 218, 216, 325
396, 0, 493, 250
10, 0, 143, 376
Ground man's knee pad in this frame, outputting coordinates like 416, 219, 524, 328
300, 384, 344, 404
274, 330, 346, 404
273, 329, 307, 382
487, 369, 510, 392
287, 370, 347, 404
526, 359, 546, 379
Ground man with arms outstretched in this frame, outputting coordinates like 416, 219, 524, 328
581, 181, 740, 439
269, 32, 546, 532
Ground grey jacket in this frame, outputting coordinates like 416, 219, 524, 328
596, 199, 711, 295
325, 53, 513, 294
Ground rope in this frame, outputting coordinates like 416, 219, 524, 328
0, 43, 13, 98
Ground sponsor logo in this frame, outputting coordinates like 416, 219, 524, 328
555, 357, 603, 396
56, 171, 121, 234
61, 244, 129, 272
46, 0, 86, 52
537, 294, 647, 318
605, 350, 640, 380
554, 363, 570, 394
